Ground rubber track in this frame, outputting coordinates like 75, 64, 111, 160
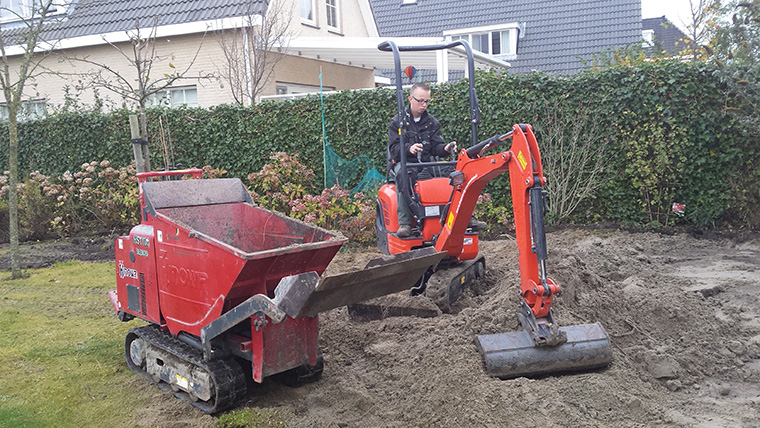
127, 325, 247, 413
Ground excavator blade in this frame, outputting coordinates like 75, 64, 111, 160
275, 247, 447, 318
475, 322, 612, 379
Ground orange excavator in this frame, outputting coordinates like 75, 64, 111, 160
374, 40, 612, 378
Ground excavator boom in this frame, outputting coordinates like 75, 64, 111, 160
434, 124, 612, 378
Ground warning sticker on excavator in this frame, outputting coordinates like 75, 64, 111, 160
446, 212, 455, 229
176, 374, 189, 390
517, 151, 528, 171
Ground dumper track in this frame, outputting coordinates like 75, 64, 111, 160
125, 325, 247, 414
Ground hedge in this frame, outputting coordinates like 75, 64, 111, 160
0, 60, 757, 229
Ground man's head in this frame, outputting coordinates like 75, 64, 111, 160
408, 82, 431, 118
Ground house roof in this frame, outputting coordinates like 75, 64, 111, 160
642, 16, 692, 55
4, 0, 267, 44
370, 0, 642, 74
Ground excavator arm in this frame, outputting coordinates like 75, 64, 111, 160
434, 124, 563, 344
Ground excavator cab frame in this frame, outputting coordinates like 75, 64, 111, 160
379, 40, 480, 225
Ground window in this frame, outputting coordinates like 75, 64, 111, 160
148, 87, 198, 108
0, 0, 62, 22
445, 24, 520, 57
326, 0, 339, 31
301, 0, 316, 25
642, 29, 654, 47
0, 100, 47, 121
275, 82, 334, 95
0, 0, 29, 20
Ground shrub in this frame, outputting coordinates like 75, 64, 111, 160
248, 152, 316, 214
473, 193, 514, 238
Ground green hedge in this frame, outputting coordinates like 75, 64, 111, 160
0, 60, 757, 229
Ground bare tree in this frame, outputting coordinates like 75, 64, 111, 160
216, 0, 291, 105
76, 19, 213, 166
0, 0, 60, 278
527, 100, 611, 224
680, 0, 723, 60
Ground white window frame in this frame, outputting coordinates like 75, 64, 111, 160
642, 29, 655, 47
0, 0, 66, 23
148, 86, 198, 108
326, 0, 340, 32
444, 23, 520, 58
301, 0, 317, 26
0, 99, 47, 122
274, 82, 334, 95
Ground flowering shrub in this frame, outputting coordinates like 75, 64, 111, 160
249, 153, 376, 245
289, 186, 376, 245
248, 152, 316, 215
0, 161, 141, 240
48, 161, 141, 236
473, 193, 514, 237
3, 154, 377, 245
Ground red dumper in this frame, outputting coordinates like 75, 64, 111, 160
109, 170, 444, 412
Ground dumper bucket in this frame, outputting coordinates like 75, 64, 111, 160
475, 322, 612, 378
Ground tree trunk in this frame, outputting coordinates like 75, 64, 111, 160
8, 112, 20, 278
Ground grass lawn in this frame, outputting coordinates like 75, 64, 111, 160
0, 261, 151, 428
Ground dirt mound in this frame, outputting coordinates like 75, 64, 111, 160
252, 229, 759, 427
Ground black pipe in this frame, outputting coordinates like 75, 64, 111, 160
177, 331, 203, 351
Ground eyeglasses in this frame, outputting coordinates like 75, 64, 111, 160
411, 96, 432, 105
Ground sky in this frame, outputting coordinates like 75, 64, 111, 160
641, 0, 693, 32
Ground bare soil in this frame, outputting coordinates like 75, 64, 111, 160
6, 229, 759, 427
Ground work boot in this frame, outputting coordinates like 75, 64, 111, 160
396, 224, 412, 237
468, 217, 488, 230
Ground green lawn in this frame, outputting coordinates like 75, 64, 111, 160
0, 261, 149, 428
0, 261, 290, 428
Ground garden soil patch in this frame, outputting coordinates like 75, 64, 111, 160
0, 235, 115, 270
7, 229, 758, 427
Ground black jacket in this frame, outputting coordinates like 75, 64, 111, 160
388, 108, 448, 165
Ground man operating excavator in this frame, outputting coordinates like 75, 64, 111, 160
387, 81, 485, 237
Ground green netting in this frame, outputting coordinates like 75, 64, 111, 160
320, 71, 384, 195
324, 143, 385, 194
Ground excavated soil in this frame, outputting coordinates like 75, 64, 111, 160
7, 229, 759, 427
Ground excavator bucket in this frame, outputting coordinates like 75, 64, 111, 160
475, 322, 612, 378
273, 247, 448, 318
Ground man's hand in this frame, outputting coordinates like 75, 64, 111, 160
409, 143, 423, 155
445, 141, 458, 153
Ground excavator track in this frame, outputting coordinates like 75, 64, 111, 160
125, 325, 247, 414
423, 256, 485, 312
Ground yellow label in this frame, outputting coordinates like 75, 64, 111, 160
517, 151, 528, 171
175, 374, 189, 390
446, 212, 455, 229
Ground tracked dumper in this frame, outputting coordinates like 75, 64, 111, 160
109, 169, 445, 413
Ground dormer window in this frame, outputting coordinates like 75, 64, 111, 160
444, 23, 520, 57
642, 29, 654, 47
0, 0, 64, 22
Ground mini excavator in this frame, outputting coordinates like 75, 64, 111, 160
374, 40, 612, 378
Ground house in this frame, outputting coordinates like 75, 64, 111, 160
0, 0, 382, 114
370, 0, 644, 74
642, 16, 692, 56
